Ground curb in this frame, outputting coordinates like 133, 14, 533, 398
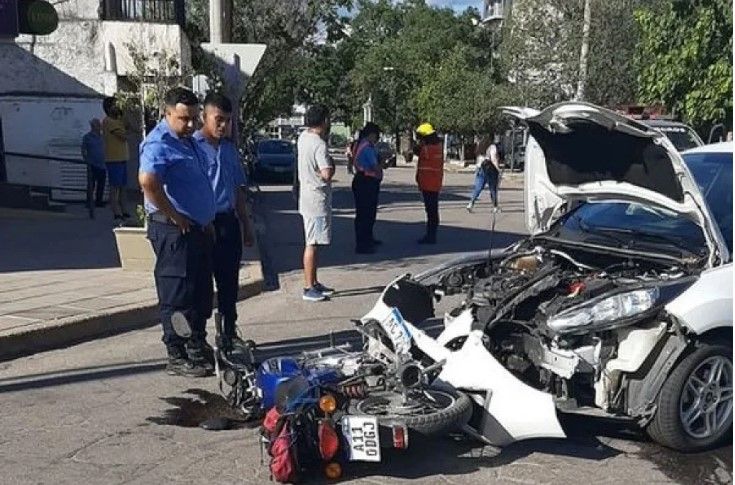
0, 269, 264, 363
0, 229, 266, 362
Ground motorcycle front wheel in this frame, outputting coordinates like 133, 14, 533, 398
349, 388, 472, 436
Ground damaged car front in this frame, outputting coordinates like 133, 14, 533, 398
413, 103, 732, 452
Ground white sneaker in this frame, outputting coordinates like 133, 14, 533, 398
466, 202, 474, 213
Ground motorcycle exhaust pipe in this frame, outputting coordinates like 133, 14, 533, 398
398, 362, 423, 389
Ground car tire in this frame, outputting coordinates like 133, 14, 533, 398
646, 340, 733, 452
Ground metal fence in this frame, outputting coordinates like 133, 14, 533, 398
100, 0, 185, 26
3, 151, 96, 219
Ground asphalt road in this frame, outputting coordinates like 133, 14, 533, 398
0, 164, 731, 484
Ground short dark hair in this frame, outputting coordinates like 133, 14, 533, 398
203, 92, 233, 113
164, 87, 199, 108
102, 96, 117, 116
359, 122, 381, 140
304, 104, 329, 128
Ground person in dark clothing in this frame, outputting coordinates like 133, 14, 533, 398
138, 87, 217, 378
351, 122, 383, 254
194, 93, 254, 354
414, 123, 444, 244
81, 118, 106, 207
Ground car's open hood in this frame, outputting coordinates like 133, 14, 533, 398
502, 102, 729, 265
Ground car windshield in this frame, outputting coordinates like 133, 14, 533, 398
555, 202, 707, 258
683, 151, 733, 253
658, 126, 702, 151
259, 140, 294, 154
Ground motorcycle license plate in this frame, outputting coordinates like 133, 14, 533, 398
342, 416, 381, 462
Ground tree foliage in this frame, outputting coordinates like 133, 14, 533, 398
184, 0, 350, 132
500, 0, 646, 108
635, 0, 733, 130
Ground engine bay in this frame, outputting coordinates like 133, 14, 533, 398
437, 240, 697, 414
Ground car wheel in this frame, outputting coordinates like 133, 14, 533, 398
647, 340, 733, 452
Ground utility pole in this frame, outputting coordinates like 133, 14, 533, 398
575, 0, 592, 101
209, 0, 232, 43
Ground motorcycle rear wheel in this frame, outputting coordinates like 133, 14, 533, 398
349, 388, 472, 436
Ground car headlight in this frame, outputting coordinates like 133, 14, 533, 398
547, 287, 660, 333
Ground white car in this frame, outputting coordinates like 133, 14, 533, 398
366, 103, 732, 452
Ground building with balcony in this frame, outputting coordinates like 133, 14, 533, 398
482, 0, 512, 24
0, 0, 191, 199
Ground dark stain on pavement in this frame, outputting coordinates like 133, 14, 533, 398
146, 388, 260, 430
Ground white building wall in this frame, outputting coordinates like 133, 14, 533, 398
0, 97, 105, 199
100, 21, 191, 77
0, 1, 190, 195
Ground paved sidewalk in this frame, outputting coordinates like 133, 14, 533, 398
0, 205, 263, 361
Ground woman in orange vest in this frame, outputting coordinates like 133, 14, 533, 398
414, 123, 444, 244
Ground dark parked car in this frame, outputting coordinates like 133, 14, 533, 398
254, 139, 296, 182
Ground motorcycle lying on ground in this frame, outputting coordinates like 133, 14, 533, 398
169, 284, 473, 481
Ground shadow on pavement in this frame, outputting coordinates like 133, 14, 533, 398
0, 358, 166, 393
258, 182, 523, 285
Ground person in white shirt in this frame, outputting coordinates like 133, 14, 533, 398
467, 135, 501, 213
297, 104, 336, 302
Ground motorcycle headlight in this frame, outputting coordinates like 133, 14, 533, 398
547, 287, 660, 333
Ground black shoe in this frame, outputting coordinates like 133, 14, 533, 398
113, 214, 124, 221
166, 357, 210, 377
187, 341, 215, 371
122, 212, 131, 219
356, 246, 376, 254
371, 239, 383, 246
417, 236, 437, 245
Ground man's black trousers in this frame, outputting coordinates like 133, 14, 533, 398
213, 211, 242, 336
421, 190, 440, 240
89, 166, 106, 205
352, 173, 380, 250
148, 220, 213, 353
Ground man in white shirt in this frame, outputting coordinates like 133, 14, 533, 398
297, 104, 335, 302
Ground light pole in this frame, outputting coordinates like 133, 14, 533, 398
382, 66, 399, 156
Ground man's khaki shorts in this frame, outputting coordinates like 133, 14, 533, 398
302, 214, 331, 246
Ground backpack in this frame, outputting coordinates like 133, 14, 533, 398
262, 407, 299, 483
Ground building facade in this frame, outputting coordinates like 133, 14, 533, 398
0, 0, 191, 199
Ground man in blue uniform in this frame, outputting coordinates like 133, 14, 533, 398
138, 87, 216, 377
194, 93, 254, 353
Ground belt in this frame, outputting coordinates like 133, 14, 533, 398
215, 209, 237, 218
148, 212, 202, 230
147, 212, 175, 225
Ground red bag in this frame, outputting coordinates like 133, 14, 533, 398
262, 407, 299, 483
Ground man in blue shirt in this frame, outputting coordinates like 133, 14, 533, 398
351, 122, 383, 254
138, 87, 216, 378
194, 93, 254, 353
80, 118, 106, 207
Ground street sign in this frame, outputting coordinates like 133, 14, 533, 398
18, 0, 58, 36
0, 0, 19, 38
200, 43, 267, 100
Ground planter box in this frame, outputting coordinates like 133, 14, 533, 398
113, 226, 155, 271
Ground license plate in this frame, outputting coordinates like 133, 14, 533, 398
381, 308, 412, 356
342, 416, 381, 462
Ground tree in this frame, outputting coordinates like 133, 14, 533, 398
184, 0, 351, 132
415, 47, 511, 137
635, 0, 733, 131
499, 0, 645, 108
118, 43, 191, 137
